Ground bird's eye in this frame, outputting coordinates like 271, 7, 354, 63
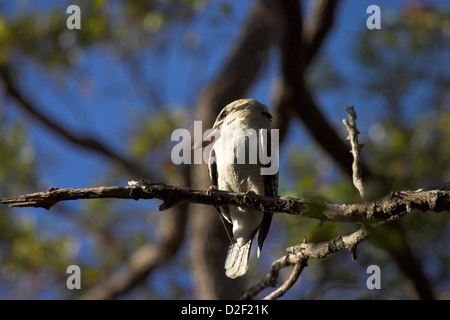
220, 111, 228, 118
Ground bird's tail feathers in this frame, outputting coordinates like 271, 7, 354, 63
225, 240, 252, 279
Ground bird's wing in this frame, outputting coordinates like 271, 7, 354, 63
257, 130, 279, 255
208, 148, 234, 242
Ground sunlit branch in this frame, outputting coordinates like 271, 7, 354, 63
1, 180, 449, 223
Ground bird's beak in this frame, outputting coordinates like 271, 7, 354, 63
192, 126, 220, 149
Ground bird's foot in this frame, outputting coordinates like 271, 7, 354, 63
245, 190, 257, 197
206, 185, 218, 196
243, 190, 257, 203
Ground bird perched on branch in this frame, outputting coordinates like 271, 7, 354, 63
193, 98, 279, 278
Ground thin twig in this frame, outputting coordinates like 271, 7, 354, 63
263, 259, 308, 300
239, 255, 295, 300
241, 227, 369, 300
342, 106, 365, 199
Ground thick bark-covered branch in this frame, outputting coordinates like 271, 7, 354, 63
1, 180, 449, 223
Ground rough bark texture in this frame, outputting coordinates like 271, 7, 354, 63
2, 180, 449, 225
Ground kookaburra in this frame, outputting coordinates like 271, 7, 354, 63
193, 98, 279, 278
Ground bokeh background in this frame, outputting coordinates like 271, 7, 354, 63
0, 0, 449, 299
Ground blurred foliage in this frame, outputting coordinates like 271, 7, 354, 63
0, 115, 34, 191
128, 109, 186, 157
127, 109, 189, 183
0, 113, 76, 299
356, 3, 450, 120
0, 0, 207, 68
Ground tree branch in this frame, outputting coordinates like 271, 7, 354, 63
262, 255, 308, 300
272, 0, 370, 181
272, 0, 340, 141
1, 180, 449, 223
343, 106, 366, 199
302, 0, 340, 66
241, 226, 369, 300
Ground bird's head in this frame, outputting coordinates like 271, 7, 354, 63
192, 98, 273, 149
